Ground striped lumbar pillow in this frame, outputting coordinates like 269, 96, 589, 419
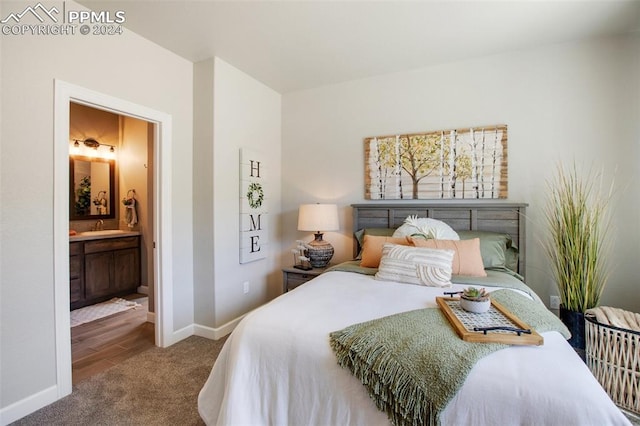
375, 243, 454, 287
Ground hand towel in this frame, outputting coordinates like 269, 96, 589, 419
125, 198, 138, 228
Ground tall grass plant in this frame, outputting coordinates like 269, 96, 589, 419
543, 163, 612, 313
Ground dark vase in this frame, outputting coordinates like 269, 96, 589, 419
560, 307, 586, 357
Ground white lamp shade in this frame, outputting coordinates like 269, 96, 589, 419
297, 204, 339, 232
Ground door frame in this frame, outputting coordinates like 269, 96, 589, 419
53, 80, 174, 397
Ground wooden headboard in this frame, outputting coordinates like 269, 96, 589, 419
351, 202, 528, 277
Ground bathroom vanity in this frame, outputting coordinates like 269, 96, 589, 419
69, 231, 141, 309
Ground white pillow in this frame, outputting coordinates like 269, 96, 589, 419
375, 243, 454, 287
392, 215, 459, 240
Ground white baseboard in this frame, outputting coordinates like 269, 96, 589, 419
194, 314, 244, 340
0, 385, 58, 426
146, 311, 155, 323
164, 323, 195, 346
137, 285, 149, 295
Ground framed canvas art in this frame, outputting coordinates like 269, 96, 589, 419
364, 125, 507, 200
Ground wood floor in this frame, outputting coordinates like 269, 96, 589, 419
71, 294, 155, 384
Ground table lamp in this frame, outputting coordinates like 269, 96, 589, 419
297, 203, 339, 268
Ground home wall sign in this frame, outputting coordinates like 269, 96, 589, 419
364, 125, 508, 200
239, 148, 268, 263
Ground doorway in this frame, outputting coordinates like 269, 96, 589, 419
68, 103, 156, 383
54, 80, 175, 399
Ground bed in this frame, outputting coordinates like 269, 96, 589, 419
198, 202, 629, 425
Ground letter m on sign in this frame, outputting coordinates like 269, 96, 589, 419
249, 214, 262, 231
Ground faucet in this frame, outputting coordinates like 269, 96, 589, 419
93, 219, 104, 231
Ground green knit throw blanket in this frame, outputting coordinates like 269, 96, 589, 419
329, 290, 570, 426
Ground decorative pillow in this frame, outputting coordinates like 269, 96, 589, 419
392, 215, 459, 240
359, 235, 412, 268
410, 237, 487, 277
457, 230, 519, 273
504, 247, 519, 273
375, 243, 454, 287
354, 228, 396, 260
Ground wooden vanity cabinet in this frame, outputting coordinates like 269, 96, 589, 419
69, 242, 84, 305
70, 236, 141, 309
84, 252, 115, 300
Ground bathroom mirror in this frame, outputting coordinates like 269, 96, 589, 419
69, 156, 116, 220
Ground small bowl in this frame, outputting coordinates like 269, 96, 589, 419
460, 297, 491, 313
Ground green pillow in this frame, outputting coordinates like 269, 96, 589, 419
504, 246, 519, 273
457, 230, 518, 272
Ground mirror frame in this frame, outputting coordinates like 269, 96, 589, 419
69, 155, 116, 220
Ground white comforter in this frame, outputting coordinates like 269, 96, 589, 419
198, 271, 629, 426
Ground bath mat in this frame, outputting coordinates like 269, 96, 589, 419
71, 297, 143, 327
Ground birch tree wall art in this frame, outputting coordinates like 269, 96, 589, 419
364, 125, 508, 200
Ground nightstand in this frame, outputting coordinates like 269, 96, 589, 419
282, 266, 328, 292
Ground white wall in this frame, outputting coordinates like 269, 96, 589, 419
212, 58, 282, 326
0, 0, 193, 416
282, 34, 640, 312
120, 115, 153, 307
193, 58, 216, 327
193, 57, 282, 330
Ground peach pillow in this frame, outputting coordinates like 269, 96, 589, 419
360, 235, 413, 268
410, 237, 487, 277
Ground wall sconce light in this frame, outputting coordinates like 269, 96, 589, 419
82, 138, 100, 149
297, 203, 339, 268
72, 138, 116, 158
76, 138, 115, 151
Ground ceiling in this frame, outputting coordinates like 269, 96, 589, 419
79, 1, 640, 93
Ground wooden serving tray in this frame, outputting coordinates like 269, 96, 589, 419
436, 297, 543, 346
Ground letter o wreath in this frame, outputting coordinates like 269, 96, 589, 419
246, 182, 264, 209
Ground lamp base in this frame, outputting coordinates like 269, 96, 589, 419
307, 233, 334, 268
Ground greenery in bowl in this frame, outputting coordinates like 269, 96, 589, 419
461, 287, 489, 301
460, 287, 490, 313
543, 163, 612, 313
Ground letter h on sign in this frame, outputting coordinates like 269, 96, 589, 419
239, 149, 268, 263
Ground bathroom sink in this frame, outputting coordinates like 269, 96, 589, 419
78, 230, 126, 236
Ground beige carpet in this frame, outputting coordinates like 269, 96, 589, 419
12, 335, 227, 426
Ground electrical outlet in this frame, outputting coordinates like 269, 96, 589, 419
243, 281, 250, 294
550, 295, 560, 310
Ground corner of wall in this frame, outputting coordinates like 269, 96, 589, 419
193, 58, 217, 327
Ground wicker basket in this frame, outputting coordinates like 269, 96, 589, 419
585, 313, 640, 414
